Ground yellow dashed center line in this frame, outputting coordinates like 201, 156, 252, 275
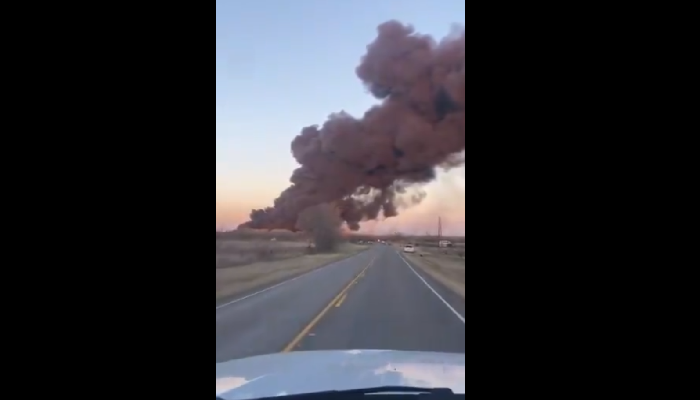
335, 293, 347, 307
281, 255, 376, 352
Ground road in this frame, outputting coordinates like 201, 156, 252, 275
216, 244, 465, 363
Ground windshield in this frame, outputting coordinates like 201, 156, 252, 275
216, 1, 465, 398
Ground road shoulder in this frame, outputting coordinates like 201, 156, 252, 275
396, 251, 465, 319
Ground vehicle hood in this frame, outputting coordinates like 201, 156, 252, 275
216, 350, 465, 399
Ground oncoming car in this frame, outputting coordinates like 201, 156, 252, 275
403, 244, 416, 253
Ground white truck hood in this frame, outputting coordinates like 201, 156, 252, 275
216, 349, 465, 399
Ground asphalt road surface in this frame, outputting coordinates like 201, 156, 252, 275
216, 244, 465, 363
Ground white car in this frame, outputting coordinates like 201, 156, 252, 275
403, 244, 415, 253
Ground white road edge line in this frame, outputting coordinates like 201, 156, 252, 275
397, 252, 465, 324
216, 249, 369, 310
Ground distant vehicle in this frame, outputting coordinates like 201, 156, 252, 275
216, 349, 465, 399
403, 244, 415, 253
438, 240, 452, 248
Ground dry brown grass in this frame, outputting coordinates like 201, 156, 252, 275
399, 245, 465, 299
217, 229, 309, 241
216, 239, 311, 268
216, 243, 367, 301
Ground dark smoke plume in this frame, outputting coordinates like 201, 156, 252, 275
239, 20, 465, 232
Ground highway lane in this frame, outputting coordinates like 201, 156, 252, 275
216, 245, 465, 363
215, 248, 376, 362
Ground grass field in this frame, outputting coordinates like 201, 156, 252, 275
216, 239, 312, 268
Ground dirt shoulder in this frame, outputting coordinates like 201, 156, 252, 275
401, 247, 465, 299
216, 244, 368, 303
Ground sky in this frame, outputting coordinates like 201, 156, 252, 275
216, 0, 465, 236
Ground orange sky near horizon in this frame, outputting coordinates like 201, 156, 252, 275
216, 167, 465, 236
